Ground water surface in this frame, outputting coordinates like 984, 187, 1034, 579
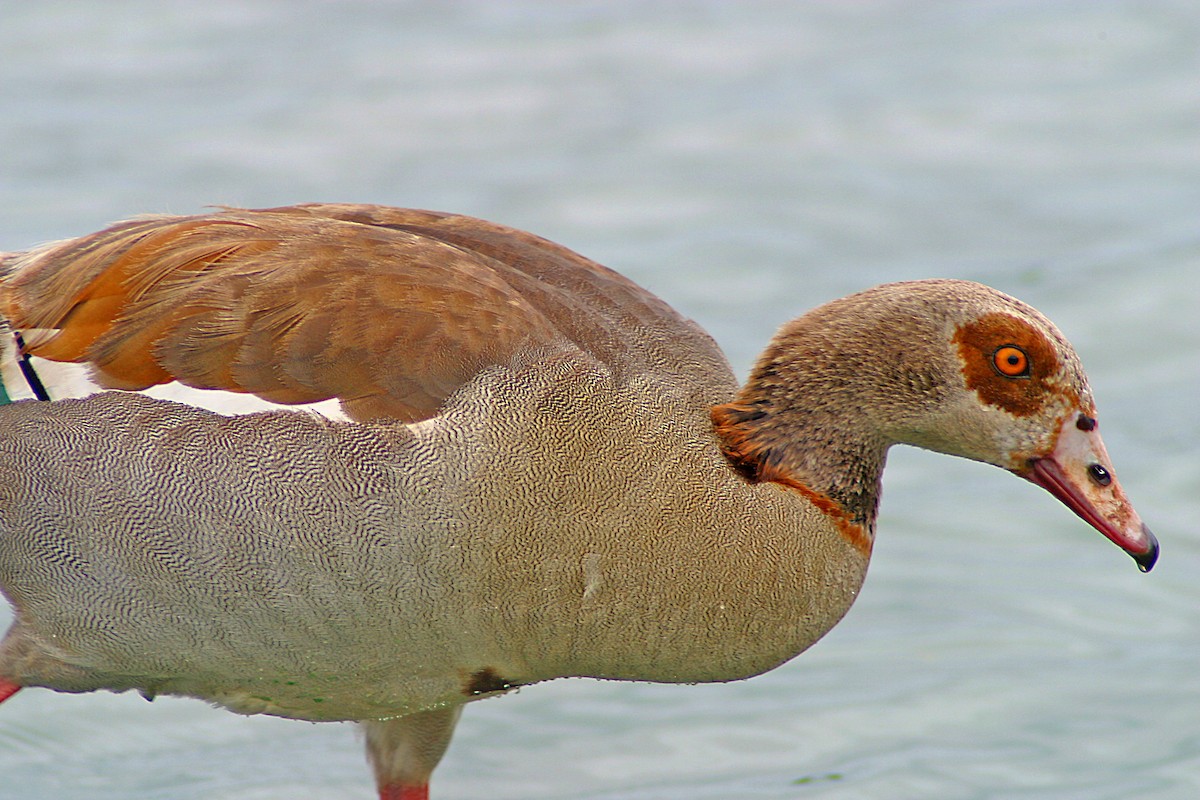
0, 2, 1197, 798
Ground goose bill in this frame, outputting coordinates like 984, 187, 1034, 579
1018, 415, 1159, 572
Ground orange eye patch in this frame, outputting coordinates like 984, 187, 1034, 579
954, 312, 1064, 417
992, 345, 1030, 377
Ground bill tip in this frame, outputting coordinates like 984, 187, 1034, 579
1133, 526, 1159, 573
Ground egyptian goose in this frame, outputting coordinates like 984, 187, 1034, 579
0, 204, 1157, 798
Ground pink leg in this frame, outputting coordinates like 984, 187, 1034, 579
379, 784, 429, 800
0, 679, 20, 704
363, 706, 463, 800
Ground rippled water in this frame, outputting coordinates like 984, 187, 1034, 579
1, 2, 1197, 798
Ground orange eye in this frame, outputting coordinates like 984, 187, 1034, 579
992, 345, 1030, 377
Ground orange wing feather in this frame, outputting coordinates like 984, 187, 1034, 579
0, 205, 699, 422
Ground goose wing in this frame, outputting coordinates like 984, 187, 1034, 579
1, 204, 713, 422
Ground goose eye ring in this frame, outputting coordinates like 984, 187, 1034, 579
992, 345, 1030, 378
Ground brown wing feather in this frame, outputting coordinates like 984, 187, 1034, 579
1, 205, 712, 422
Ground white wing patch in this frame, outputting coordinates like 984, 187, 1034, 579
1, 350, 350, 421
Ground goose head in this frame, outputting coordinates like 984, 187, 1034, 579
713, 278, 1158, 571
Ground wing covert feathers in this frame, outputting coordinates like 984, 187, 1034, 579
0, 205, 701, 422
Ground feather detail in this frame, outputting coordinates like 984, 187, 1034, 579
0, 205, 702, 422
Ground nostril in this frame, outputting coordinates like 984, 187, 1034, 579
1076, 415, 1097, 432
1087, 463, 1112, 487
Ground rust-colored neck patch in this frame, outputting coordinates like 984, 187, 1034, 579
710, 402, 774, 482
711, 403, 873, 558
953, 312, 1063, 417
764, 469, 873, 557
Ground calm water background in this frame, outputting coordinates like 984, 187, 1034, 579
1, 2, 1197, 798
